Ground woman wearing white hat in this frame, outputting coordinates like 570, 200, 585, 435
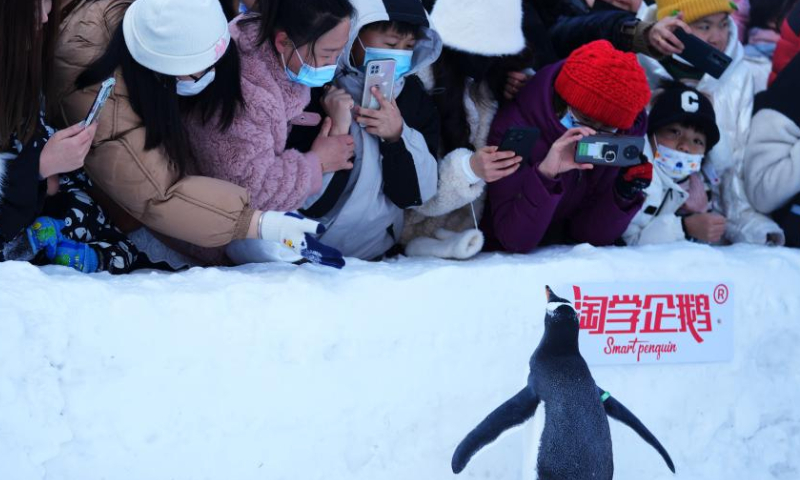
399, 0, 527, 260
51, 0, 346, 268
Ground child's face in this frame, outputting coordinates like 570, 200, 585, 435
689, 13, 730, 52
351, 25, 417, 66
655, 122, 707, 155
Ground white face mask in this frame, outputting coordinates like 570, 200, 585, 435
176, 70, 216, 97
653, 139, 704, 180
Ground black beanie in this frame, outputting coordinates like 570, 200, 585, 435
648, 82, 720, 152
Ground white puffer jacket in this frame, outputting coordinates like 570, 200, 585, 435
624, 139, 691, 245
400, 66, 499, 259
744, 108, 800, 214
637, 6, 784, 245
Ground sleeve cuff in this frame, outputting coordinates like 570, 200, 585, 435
305, 151, 324, 195
459, 151, 483, 185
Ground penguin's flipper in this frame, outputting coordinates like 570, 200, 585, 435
599, 388, 676, 473
452, 387, 539, 474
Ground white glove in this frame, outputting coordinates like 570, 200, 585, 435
257, 211, 345, 269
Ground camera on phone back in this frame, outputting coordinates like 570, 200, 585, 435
602, 144, 641, 163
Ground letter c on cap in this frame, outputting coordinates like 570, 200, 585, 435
681, 91, 700, 113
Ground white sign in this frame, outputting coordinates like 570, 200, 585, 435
558, 283, 734, 365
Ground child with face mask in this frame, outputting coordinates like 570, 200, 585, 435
637, 0, 785, 245
284, 0, 443, 261
481, 40, 653, 253
623, 83, 728, 244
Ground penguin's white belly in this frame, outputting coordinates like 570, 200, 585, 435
523, 400, 546, 480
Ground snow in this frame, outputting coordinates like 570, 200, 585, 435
1, 243, 799, 480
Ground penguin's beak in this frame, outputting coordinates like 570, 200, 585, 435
545, 285, 553, 302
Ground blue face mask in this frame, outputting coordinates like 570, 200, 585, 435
283, 42, 337, 88
359, 38, 414, 80
560, 110, 577, 130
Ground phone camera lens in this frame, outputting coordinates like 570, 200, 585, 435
623, 145, 640, 159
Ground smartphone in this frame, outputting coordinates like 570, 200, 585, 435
499, 127, 540, 166
575, 135, 644, 167
361, 59, 396, 110
83, 77, 116, 126
673, 29, 732, 79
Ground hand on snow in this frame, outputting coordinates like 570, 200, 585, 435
470, 146, 522, 183
258, 211, 345, 269
683, 212, 726, 243
354, 86, 403, 143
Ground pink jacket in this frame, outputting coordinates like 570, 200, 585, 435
185, 18, 323, 212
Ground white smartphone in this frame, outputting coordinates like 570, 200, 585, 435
361, 59, 396, 110
83, 77, 116, 126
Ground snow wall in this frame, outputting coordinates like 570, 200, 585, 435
1, 243, 799, 480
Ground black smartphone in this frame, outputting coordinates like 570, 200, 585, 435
674, 28, 732, 79
499, 127, 540, 166
575, 135, 644, 167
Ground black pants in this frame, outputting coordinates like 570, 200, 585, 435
41, 171, 138, 273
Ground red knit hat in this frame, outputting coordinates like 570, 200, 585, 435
555, 40, 652, 130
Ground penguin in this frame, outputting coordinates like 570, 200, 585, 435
451, 286, 675, 479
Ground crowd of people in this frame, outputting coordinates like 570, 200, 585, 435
1, 0, 799, 273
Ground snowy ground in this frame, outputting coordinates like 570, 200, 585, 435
1, 243, 799, 480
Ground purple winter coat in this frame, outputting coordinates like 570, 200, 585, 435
481, 61, 646, 253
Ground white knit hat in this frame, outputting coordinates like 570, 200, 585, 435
122, 0, 231, 76
430, 0, 525, 56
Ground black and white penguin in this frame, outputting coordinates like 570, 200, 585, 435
452, 286, 675, 479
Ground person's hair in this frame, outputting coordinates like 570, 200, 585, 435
179, 38, 245, 131
749, 0, 797, 30
76, 26, 196, 173
219, 0, 238, 21
0, 0, 61, 148
361, 20, 422, 40
431, 48, 493, 153
240, 0, 354, 64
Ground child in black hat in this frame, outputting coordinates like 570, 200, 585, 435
623, 82, 727, 244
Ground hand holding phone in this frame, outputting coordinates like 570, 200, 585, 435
499, 127, 540, 166
83, 77, 116, 126
538, 127, 596, 179
355, 86, 403, 142
361, 59, 395, 109
673, 28, 732, 79
469, 146, 523, 183
575, 135, 644, 167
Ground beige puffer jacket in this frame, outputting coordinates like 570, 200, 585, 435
52, 0, 255, 251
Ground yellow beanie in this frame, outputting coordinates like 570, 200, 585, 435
656, 0, 737, 24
